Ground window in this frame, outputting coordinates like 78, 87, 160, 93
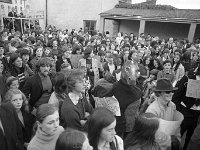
15, 6, 18, 13
83, 20, 96, 33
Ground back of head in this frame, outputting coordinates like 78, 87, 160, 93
125, 113, 159, 149
55, 129, 86, 150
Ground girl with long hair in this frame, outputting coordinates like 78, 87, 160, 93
88, 107, 123, 150
4, 89, 35, 147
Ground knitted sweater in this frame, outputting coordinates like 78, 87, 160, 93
27, 126, 64, 150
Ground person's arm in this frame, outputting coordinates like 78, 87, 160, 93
172, 76, 187, 110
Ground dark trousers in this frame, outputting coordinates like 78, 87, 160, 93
180, 105, 200, 150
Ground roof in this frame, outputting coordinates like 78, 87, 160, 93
100, 3, 200, 23
0, 0, 12, 3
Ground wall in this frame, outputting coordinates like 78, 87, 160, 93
145, 21, 190, 40
46, 0, 118, 31
119, 19, 140, 35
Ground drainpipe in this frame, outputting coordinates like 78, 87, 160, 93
46, 0, 48, 27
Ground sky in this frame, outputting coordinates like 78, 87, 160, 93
132, 0, 200, 9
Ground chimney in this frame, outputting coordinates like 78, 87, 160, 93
119, 0, 132, 4
146, 0, 157, 5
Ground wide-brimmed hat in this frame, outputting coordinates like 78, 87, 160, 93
153, 78, 178, 92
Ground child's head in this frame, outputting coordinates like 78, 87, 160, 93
6, 76, 19, 89
163, 60, 172, 71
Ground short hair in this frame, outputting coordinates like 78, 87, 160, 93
35, 57, 52, 72
65, 69, 84, 93
88, 107, 115, 150
163, 60, 172, 66
83, 47, 93, 59
124, 113, 159, 149
36, 104, 58, 123
55, 129, 86, 150
6, 76, 19, 88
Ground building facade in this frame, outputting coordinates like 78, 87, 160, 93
100, 0, 200, 41
30, 0, 118, 32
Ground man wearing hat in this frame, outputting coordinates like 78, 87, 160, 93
146, 78, 178, 121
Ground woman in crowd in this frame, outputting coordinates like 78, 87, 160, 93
173, 53, 185, 86
4, 89, 35, 147
9, 52, 33, 90
61, 69, 93, 130
88, 107, 124, 150
55, 129, 93, 150
124, 113, 161, 150
28, 103, 64, 150
152, 58, 163, 72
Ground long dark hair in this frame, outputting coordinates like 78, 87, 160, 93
124, 113, 160, 150
87, 107, 116, 150
173, 53, 181, 72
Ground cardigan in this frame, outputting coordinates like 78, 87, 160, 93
61, 94, 93, 130
27, 126, 64, 150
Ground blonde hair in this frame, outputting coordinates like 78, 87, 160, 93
4, 89, 28, 110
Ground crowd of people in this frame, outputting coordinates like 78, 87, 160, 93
0, 25, 200, 150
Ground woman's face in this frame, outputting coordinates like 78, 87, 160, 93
73, 79, 85, 94
11, 93, 23, 111
38, 111, 59, 135
14, 57, 23, 68
36, 48, 43, 57
100, 120, 116, 142
82, 136, 93, 150
174, 55, 180, 63
39, 64, 50, 76
10, 80, 19, 89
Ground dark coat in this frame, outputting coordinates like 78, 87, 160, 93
22, 73, 54, 108
0, 103, 24, 150
172, 75, 197, 115
20, 109, 35, 143
187, 122, 200, 150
